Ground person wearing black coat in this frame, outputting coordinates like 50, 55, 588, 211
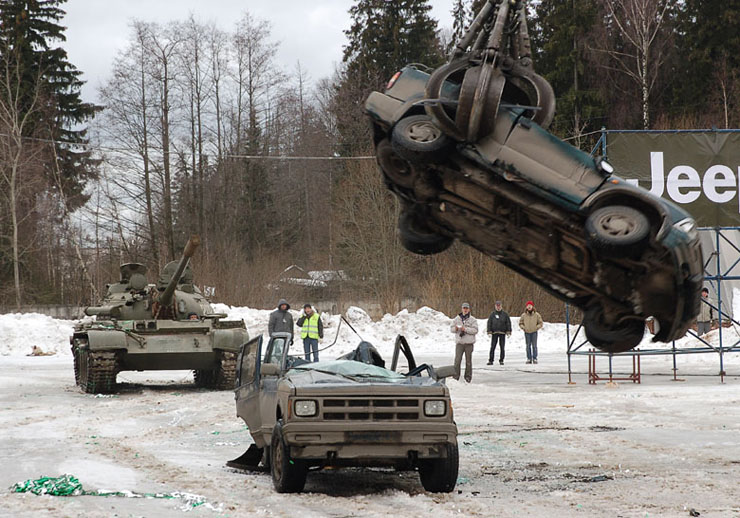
486, 301, 511, 365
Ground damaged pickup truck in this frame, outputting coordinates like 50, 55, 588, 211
229, 332, 458, 493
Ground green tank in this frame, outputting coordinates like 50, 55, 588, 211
70, 235, 249, 393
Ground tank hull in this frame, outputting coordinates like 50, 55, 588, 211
71, 318, 249, 393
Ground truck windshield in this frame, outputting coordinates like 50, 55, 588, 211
288, 360, 406, 381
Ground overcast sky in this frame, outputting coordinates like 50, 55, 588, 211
61, 0, 455, 104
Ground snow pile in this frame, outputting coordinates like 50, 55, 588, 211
2, 303, 738, 366
0, 313, 75, 356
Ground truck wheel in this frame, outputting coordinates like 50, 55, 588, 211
418, 441, 459, 493
376, 139, 418, 189
399, 210, 453, 255
392, 115, 452, 162
585, 205, 649, 255
583, 306, 644, 353
271, 420, 307, 493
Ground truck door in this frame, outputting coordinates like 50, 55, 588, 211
234, 336, 266, 447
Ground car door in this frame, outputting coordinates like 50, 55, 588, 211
258, 334, 291, 437
391, 335, 417, 372
234, 336, 266, 447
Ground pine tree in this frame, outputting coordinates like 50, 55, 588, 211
343, 0, 443, 88
0, 0, 99, 210
531, 0, 605, 142
449, 0, 468, 54
674, 1, 740, 126
337, 0, 443, 155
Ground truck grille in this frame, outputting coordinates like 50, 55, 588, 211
321, 398, 420, 420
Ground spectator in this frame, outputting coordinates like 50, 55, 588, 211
697, 287, 713, 336
268, 298, 294, 337
451, 302, 478, 383
486, 300, 511, 365
519, 301, 543, 364
297, 304, 323, 362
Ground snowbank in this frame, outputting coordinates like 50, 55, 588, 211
2, 303, 738, 368
0, 313, 76, 356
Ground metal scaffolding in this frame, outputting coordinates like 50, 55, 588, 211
566, 227, 740, 383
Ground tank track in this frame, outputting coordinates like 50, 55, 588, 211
194, 350, 237, 390
72, 343, 119, 394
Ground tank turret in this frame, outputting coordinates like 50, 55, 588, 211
84, 262, 151, 319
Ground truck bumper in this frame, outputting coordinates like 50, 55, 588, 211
282, 421, 458, 461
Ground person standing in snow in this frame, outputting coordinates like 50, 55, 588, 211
297, 304, 323, 362
519, 300, 543, 364
696, 287, 714, 336
486, 300, 511, 365
451, 302, 478, 383
268, 298, 294, 336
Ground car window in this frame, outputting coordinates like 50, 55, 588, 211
265, 337, 287, 364
239, 344, 259, 386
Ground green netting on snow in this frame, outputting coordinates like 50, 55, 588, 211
11, 474, 216, 510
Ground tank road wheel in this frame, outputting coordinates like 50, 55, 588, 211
399, 210, 454, 255
585, 205, 650, 256
391, 115, 452, 163
583, 306, 645, 353
194, 351, 237, 390
418, 441, 459, 493
77, 349, 118, 394
376, 138, 418, 189
271, 419, 307, 493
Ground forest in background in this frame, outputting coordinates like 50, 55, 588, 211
1, 0, 738, 320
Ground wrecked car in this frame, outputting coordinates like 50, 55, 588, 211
230, 332, 459, 493
364, 0, 703, 352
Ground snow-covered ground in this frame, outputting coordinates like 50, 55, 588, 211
1, 305, 739, 517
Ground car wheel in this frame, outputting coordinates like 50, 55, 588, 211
585, 205, 650, 255
418, 441, 459, 493
376, 138, 417, 189
392, 115, 452, 162
583, 305, 645, 353
399, 210, 454, 255
270, 419, 307, 493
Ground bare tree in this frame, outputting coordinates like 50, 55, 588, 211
0, 48, 46, 309
594, 0, 674, 129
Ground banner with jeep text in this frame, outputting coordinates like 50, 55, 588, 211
605, 131, 740, 227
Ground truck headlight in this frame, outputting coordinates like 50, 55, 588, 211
424, 400, 446, 417
294, 400, 317, 417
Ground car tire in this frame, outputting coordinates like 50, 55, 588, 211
585, 205, 650, 255
376, 138, 418, 189
391, 115, 452, 162
418, 441, 459, 493
399, 210, 454, 255
270, 419, 307, 493
583, 305, 645, 353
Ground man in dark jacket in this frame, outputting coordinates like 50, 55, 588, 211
486, 301, 511, 365
268, 298, 293, 336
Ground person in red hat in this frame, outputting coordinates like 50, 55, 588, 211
519, 301, 543, 364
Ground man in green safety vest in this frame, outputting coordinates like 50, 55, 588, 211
297, 303, 323, 362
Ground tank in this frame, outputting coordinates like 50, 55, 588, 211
70, 235, 249, 393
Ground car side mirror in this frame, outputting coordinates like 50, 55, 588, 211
261, 363, 281, 376
433, 365, 457, 379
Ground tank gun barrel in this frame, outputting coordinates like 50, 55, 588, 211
85, 305, 122, 317
159, 235, 201, 308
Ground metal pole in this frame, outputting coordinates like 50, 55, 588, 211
716, 228, 725, 382
566, 303, 574, 384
